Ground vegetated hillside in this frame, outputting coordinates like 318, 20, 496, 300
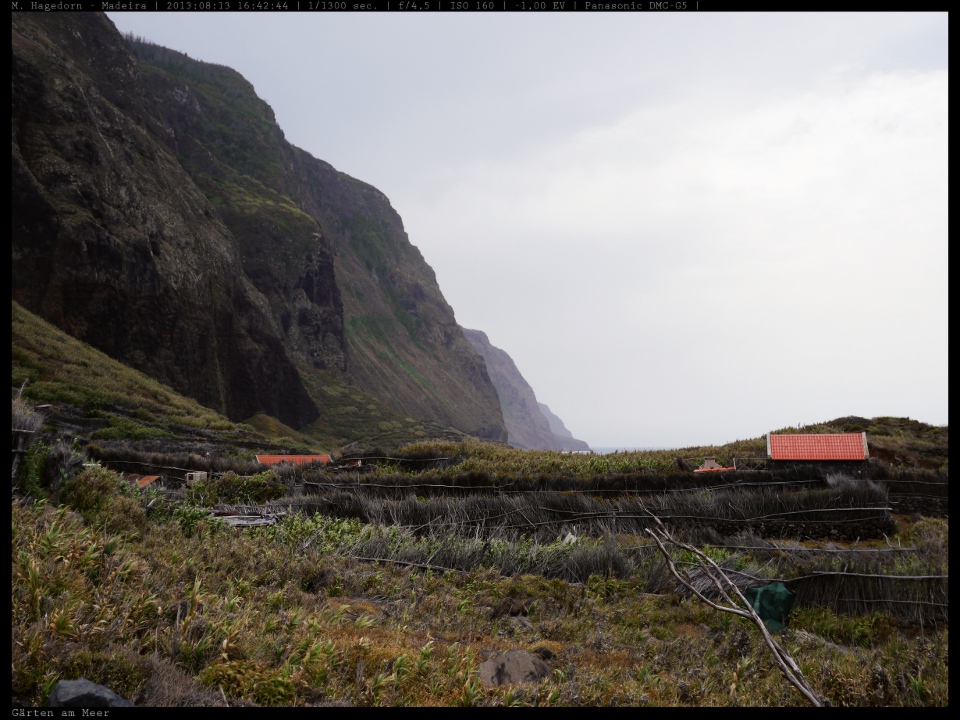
13, 299, 479, 456
11, 12, 507, 447
770, 416, 948, 472
329, 415, 946, 480
463, 329, 589, 451
11, 393, 949, 706
12, 300, 315, 456
11, 12, 318, 431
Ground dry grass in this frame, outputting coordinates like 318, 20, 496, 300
13, 301, 240, 432
270, 476, 891, 543
10, 460, 949, 707
13, 392, 46, 435
8, 332, 949, 706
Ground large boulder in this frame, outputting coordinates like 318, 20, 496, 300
46, 679, 134, 707
478, 650, 551, 687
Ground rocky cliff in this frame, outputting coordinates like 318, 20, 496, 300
463, 330, 589, 451
11, 13, 507, 446
11, 12, 319, 429
538, 403, 590, 451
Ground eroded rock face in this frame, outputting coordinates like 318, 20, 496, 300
128, 35, 506, 442
12, 12, 507, 442
463, 329, 589, 450
11, 12, 319, 429
132, 47, 347, 376
478, 651, 551, 687
539, 402, 590, 451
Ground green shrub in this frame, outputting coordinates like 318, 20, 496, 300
199, 660, 295, 705
21, 381, 89, 408
19, 441, 48, 499
174, 505, 214, 538
61, 466, 146, 533
185, 470, 283, 506
63, 650, 148, 702
62, 466, 126, 514
134, 407, 158, 423
91, 415, 172, 441
41, 440, 86, 497
103, 494, 148, 536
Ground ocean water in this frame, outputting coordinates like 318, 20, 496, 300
590, 446, 675, 454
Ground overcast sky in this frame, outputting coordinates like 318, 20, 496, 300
107, 11, 948, 449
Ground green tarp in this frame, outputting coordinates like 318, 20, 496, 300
743, 582, 795, 632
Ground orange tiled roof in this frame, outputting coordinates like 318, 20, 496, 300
769, 434, 865, 461
256, 455, 330, 466
125, 474, 161, 488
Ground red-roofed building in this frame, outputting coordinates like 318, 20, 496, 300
256, 454, 331, 466
767, 432, 869, 471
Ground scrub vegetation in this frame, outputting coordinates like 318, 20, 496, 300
10, 470, 948, 707
12, 300, 476, 453
11, 410, 948, 707
12, 302, 240, 434
11, 310, 948, 706
10, 20, 947, 708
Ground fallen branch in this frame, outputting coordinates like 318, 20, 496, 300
641, 503, 823, 707
348, 555, 467, 574
785, 571, 946, 582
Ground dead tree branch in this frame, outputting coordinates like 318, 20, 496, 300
641, 504, 822, 707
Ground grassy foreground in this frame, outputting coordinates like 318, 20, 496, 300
10, 299, 949, 706
11, 463, 948, 707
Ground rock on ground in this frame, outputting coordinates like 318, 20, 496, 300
478, 650, 551, 687
46, 679, 134, 707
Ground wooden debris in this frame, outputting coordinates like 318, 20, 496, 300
209, 509, 286, 528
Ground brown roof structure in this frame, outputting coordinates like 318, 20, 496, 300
125, 474, 161, 488
767, 433, 868, 461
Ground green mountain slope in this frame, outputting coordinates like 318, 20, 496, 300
12, 12, 319, 430
11, 12, 507, 446
12, 300, 311, 452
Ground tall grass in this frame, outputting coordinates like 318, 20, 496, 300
11, 462, 948, 707
262, 480, 891, 542
12, 391, 46, 491
12, 302, 241, 431
298, 468, 821, 499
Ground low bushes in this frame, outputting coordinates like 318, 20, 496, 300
273, 480, 893, 543
11, 474, 949, 707
198, 660, 296, 705
185, 470, 284, 506
61, 466, 147, 535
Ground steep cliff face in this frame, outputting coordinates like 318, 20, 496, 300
11, 12, 318, 429
463, 330, 589, 451
126, 42, 347, 377
538, 403, 590, 451
11, 13, 507, 444
126, 38, 505, 442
